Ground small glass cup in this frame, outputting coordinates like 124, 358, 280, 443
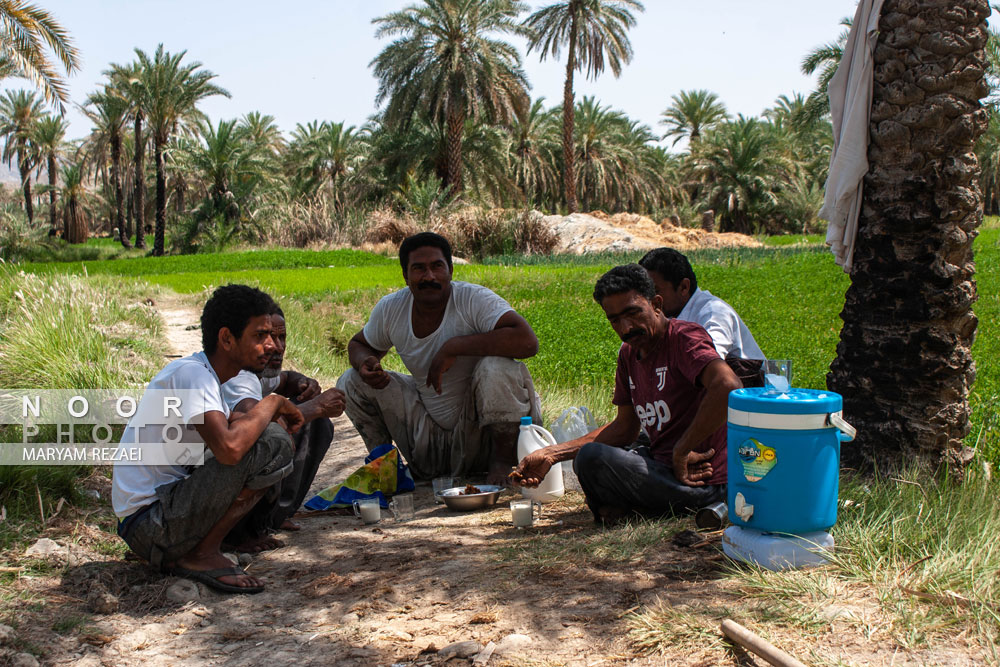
390, 493, 415, 522
762, 359, 792, 395
352, 498, 381, 524
432, 476, 455, 504
510, 499, 542, 528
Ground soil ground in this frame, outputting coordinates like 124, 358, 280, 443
0, 295, 989, 666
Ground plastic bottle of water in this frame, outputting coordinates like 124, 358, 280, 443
517, 416, 564, 503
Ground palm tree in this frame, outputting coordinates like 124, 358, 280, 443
292, 121, 363, 210
659, 89, 728, 147
82, 87, 131, 247
371, 0, 531, 195
0, 1, 80, 111
29, 112, 65, 234
522, 0, 643, 213
239, 111, 284, 157
135, 44, 229, 255
59, 162, 87, 243
827, 0, 990, 473
800, 17, 851, 123
691, 116, 785, 234
507, 97, 559, 207
0, 89, 43, 223
107, 60, 147, 248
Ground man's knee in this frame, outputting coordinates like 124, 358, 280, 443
245, 423, 294, 490
574, 441, 611, 476
336, 368, 361, 393
473, 356, 526, 382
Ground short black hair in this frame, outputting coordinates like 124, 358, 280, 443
593, 264, 656, 304
399, 232, 453, 275
639, 247, 698, 292
201, 284, 278, 355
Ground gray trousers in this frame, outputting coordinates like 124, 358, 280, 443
574, 442, 725, 521
118, 423, 294, 570
337, 357, 541, 480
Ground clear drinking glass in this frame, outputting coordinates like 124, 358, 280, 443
432, 476, 455, 504
763, 359, 792, 394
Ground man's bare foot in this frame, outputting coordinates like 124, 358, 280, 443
233, 534, 285, 553
280, 519, 301, 531
172, 551, 264, 590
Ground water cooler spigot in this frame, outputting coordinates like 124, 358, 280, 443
734, 492, 754, 521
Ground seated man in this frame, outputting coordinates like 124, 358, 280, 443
338, 231, 541, 483
639, 247, 764, 368
222, 307, 345, 549
112, 285, 304, 594
512, 265, 742, 523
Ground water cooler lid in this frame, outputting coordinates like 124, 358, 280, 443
728, 387, 843, 415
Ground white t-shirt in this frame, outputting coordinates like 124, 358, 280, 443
677, 288, 764, 361
112, 352, 230, 518
362, 281, 512, 430
220, 371, 279, 411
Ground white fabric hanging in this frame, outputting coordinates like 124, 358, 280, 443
819, 0, 885, 273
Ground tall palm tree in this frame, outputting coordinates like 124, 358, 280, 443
0, 0, 80, 111
371, 0, 531, 195
507, 96, 559, 207
522, 0, 643, 213
827, 0, 990, 473
0, 88, 43, 223
82, 87, 131, 247
107, 60, 147, 249
659, 89, 729, 147
135, 44, 229, 255
29, 112, 65, 233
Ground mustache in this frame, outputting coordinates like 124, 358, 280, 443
417, 281, 442, 290
622, 328, 645, 342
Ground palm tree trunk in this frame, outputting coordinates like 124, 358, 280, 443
47, 154, 56, 232
827, 0, 990, 473
562, 8, 579, 214
153, 138, 166, 256
19, 157, 33, 225
111, 131, 130, 248
445, 105, 465, 195
133, 111, 146, 249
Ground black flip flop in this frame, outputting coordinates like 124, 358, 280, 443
171, 565, 264, 595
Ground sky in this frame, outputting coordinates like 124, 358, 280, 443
6, 1, 892, 144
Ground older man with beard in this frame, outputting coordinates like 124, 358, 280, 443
221, 307, 344, 551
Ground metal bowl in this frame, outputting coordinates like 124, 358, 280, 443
440, 485, 503, 511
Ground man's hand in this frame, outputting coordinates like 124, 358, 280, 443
359, 356, 391, 389
276, 398, 304, 435
673, 446, 715, 487
313, 387, 346, 418
509, 449, 554, 488
426, 347, 456, 394
293, 376, 321, 402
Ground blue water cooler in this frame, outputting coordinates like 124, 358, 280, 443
722, 387, 855, 570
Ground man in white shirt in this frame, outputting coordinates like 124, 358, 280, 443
338, 232, 541, 484
222, 307, 345, 549
639, 248, 765, 387
112, 285, 303, 594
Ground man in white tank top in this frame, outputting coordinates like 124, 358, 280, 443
338, 232, 541, 483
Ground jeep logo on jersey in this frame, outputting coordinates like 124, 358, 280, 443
655, 366, 668, 391
635, 400, 671, 431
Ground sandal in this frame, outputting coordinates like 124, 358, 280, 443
170, 564, 264, 595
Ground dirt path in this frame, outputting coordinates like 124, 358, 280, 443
0, 294, 988, 666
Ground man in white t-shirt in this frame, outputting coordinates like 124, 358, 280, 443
112, 285, 304, 594
338, 232, 541, 483
639, 247, 765, 387
221, 307, 344, 548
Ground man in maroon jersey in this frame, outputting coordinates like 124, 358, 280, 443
511, 264, 742, 523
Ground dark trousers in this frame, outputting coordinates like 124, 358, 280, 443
227, 417, 334, 542
574, 442, 725, 521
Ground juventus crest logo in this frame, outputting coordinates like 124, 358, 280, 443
655, 366, 668, 391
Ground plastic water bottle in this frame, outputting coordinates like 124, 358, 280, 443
517, 416, 564, 503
